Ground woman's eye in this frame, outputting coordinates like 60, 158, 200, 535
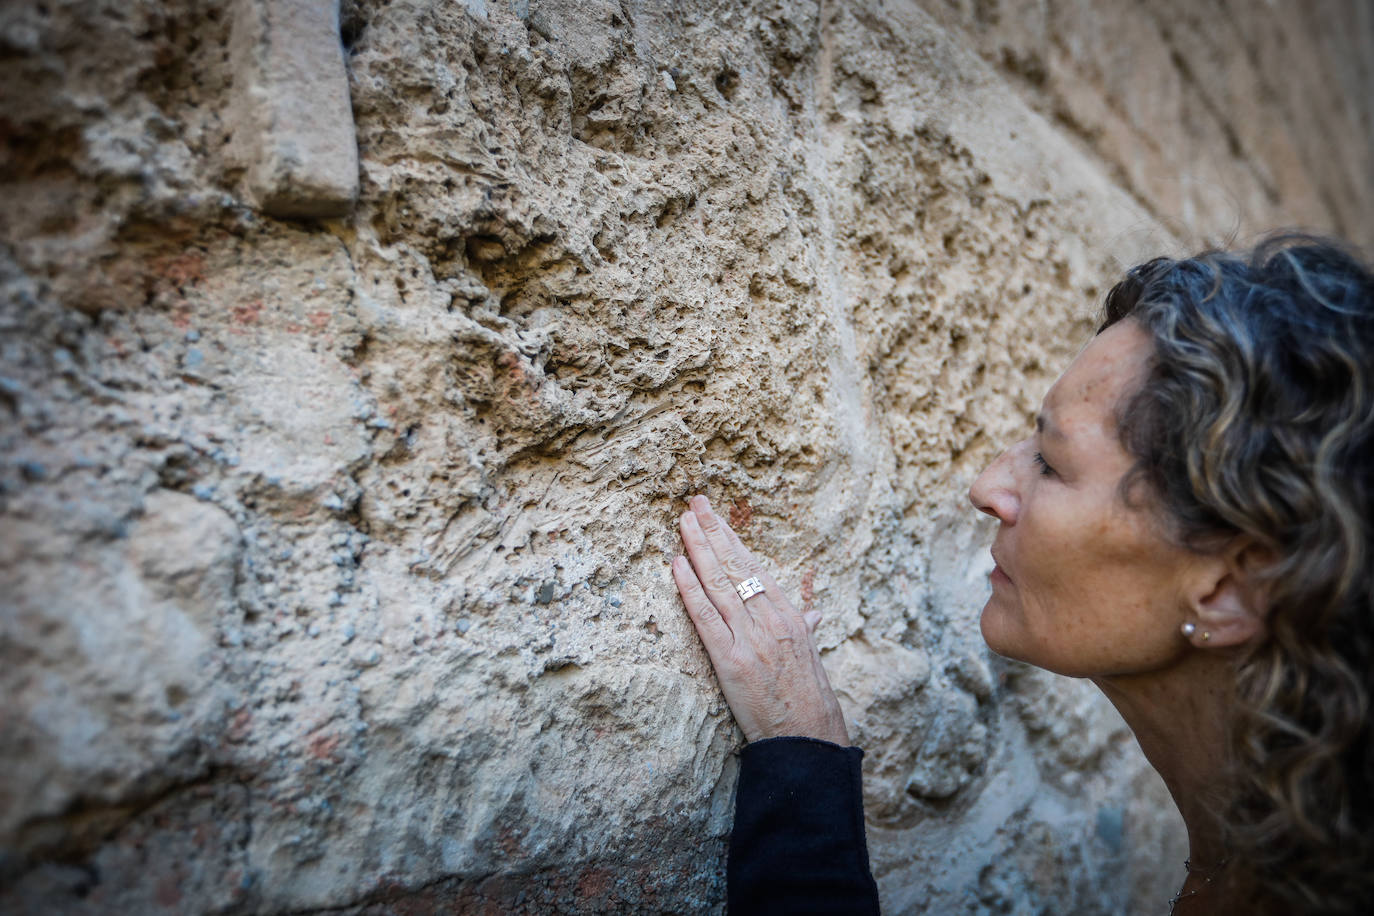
1032, 451, 1056, 477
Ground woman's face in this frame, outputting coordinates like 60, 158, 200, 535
968, 320, 1200, 678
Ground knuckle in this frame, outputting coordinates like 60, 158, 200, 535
706, 570, 734, 593
722, 555, 753, 577
763, 611, 803, 640
725, 643, 757, 667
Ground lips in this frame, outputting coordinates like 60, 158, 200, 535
989, 547, 1012, 584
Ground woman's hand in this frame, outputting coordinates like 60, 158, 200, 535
671, 495, 850, 746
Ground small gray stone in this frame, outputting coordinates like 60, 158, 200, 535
1096, 806, 1125, 853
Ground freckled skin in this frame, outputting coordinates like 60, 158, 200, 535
969, 321, 1200, 678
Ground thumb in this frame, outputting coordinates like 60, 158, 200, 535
803, 609, 822, 634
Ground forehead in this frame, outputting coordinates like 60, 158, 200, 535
1043, 321, 1153, 435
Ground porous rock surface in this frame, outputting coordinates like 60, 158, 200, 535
1, 1, 1370, 913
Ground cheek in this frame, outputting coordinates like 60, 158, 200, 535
1011, 507, 1112, 637
1032, 532, 1189, 670
1014, 519, 1073, 604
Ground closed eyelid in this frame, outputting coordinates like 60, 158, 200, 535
1032, 451, 1054, 474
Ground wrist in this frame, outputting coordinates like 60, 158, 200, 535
746, 714, 849, 746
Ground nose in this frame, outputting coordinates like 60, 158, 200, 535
968, 439, 1024, 525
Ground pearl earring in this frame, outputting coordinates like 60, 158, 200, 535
1202, 631, 1211, 641
1181, 622, 1196, 637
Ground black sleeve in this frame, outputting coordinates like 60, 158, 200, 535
727, 736, 881, 915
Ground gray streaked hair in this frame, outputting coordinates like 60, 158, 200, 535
1100, 234, 1374, 915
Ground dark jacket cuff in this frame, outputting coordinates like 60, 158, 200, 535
727, 736, 880, 915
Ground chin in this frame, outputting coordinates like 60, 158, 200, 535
980, 614, 1098, 679
978, 596, 1061, 672
978, 598, 1020, 661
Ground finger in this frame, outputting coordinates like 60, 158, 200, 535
722, 521, 762, 568
721, 524, 797, 615
714, 519, 802, 626
679, 510, 753, 628
671, 555, 735, 653
689, 496, 760, 586
693, 502, 812, 647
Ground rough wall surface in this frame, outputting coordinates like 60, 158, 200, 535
1, 1, 1370, 913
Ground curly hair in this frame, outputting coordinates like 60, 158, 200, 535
1098, 234, 1374, 913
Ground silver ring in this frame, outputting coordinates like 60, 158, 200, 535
735, 576, 765, 601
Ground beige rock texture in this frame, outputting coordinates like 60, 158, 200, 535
0, 0, 1370, 913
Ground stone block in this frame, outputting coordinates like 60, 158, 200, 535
227, 0, 358, 219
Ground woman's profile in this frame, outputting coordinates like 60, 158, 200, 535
670, 234, 1374, 915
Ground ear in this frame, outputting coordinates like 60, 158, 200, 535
1182, 540, 1270, 649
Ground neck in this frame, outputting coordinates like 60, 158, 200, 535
1092, 653, 1235, 880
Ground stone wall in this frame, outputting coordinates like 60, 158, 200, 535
1, 1, 1370, 913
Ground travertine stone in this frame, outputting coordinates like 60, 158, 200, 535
227, 0, 359, 218
0, 0, 1370, 913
